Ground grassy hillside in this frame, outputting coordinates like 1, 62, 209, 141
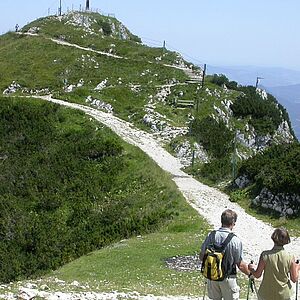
0, 12, 293, 142
0, 96, 202, 282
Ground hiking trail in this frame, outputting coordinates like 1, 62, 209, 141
34, 95, 300, 263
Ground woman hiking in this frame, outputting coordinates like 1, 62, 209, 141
248, 227, 300, 300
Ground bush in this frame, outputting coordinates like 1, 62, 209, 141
210, 74, 238, 90
237, 142, 300, 194
230, 86, 283, 135
190, 156, 232, 183
101, 21, 112, 36
190, 116, 234, 158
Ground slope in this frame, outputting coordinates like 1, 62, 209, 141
0, 96, 204, 282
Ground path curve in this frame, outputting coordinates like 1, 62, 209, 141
35, 95, 300, 263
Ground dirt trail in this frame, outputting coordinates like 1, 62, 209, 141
35, 95, 300, 265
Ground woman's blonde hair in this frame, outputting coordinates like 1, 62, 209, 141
271, 227, 291, 246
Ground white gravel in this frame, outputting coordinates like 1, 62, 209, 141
2, 289, 203, 300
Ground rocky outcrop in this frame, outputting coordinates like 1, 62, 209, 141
85, 96, 113, 113
172, 140, 209, 166
236, 120, 294, 156
252, 187, 300, 216
235, 174, 299, 216
3, 81, 21, 94
234, 174, 252, 189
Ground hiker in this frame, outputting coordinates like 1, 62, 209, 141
15, 24, 19, 32
248, 227, 300, 300
200, 209, 250, 300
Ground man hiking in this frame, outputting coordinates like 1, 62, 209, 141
200, 209, 250, 300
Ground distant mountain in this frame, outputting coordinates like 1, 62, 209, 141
266, 84, 300, 140
207, 65, 300, 87
267, 83, 300, 101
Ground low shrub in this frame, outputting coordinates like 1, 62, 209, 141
190, 116, 234, 159
237, 142, 300, 194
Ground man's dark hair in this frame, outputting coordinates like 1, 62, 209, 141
221, 209, 237, 227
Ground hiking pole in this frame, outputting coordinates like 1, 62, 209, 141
296, 259, 299, 300
202, 280, 207, 300
246, 278, 251, 300
251, 277, 259, 298
248, 261, 262, 300
247, 260, 254, 300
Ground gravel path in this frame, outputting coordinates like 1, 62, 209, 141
37, 95, 300, 263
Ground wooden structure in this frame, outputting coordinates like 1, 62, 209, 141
175, 99, 195, 108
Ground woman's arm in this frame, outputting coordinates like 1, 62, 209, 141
290, 258, 299, 283
248, 254, 266, 279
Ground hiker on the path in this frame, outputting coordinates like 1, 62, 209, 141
200, 209, 250, 300
15, 24, 19, 32
248, 227, 300, 300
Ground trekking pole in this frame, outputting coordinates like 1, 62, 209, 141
251, 277, 259, 298
247, 260, 254, 300
202, 280, 207, 300
296, 260, 299, 300
249, 263, 261, 300
246, 277, 251, 300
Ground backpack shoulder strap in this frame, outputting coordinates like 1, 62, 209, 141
209, 230, 216, 243
221, 232, 235, 249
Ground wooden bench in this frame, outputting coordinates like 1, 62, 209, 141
175, 99, 195, 108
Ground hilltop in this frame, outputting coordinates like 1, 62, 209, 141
1, 11, 295, 153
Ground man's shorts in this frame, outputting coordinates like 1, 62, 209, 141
207, 277, 240, 300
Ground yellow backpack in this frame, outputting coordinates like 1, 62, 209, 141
201, 231, 235, 281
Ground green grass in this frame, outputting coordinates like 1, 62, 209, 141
51, 223, 205, 295
0, 198, 252, 298
0, 96, 203, 282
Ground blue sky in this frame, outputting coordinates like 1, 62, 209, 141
1, 0, 300, 70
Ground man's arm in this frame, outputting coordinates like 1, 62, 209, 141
234, 238, 251, 276
237, 260, 251, 276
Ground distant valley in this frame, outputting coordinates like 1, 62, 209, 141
266, 84, 300, 140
